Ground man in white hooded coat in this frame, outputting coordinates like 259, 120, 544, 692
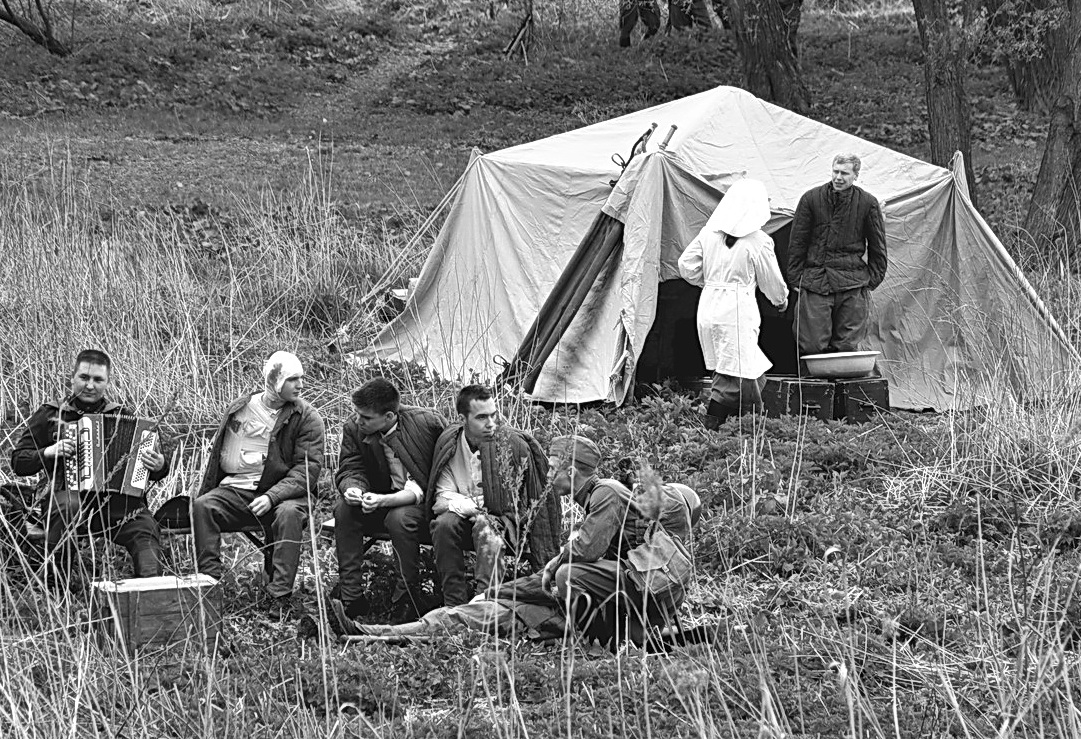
678, 179, 789, 428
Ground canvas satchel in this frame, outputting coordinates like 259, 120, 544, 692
623, 520, 693, 606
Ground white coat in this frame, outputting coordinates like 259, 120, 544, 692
678, 229, 789, 379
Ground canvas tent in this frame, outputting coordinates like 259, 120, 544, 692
361, 85, 1076, 410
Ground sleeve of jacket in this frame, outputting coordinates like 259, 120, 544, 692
863, 196, 888, 290
787, 192, 813, 288
400, 409, 449, 489
677, 235, 706, 287
556, 482, 627, 567
10, 404, 59, 478
334, 420, 371, 495
520, 432, 559, 569
753, 235, 789, 308
265, 405, 325, 505
425, 426, 460, 515
197, 418, 227, 497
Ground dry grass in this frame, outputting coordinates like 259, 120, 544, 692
0, 154, 413, 429
4, 167, 1081, 734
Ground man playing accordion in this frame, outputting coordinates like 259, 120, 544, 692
11, 349, 169, 591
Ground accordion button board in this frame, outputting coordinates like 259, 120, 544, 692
64, 414, 160, 496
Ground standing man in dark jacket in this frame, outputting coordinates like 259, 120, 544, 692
788, 153, 887, 359
334, 378, 446, 622
427, 385, 560, 607
193, 351, 324, 607
11, 349, 169, 587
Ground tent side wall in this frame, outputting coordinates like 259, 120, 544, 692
946, 183, 1078, 406
362, 156, 618, 398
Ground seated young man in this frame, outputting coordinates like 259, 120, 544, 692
192, 351, 324, 611
427, 385, 561, 607
10, 349, 169, 588
334, 378, 446, 622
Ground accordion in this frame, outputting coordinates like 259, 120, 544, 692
63, 414, 160, 497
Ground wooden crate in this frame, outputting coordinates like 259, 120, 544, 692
833, 377, 890, 424
91, 574, 221, 650
763, 376, 835, 421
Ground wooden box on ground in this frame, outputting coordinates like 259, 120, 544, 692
91, 574, 221, 650
763, 376, 835, 422
832, 377, 890, 424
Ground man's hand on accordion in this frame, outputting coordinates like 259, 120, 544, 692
45, 438, 76, 459
139, 447, 165, 473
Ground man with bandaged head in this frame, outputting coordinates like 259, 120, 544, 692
331, 434, 700, 650
193, 351, 325, 610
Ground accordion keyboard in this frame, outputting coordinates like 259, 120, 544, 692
128, 430, 159, 491
64, 423, 80, 490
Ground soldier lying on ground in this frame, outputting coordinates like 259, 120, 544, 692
330, 435, 701, 650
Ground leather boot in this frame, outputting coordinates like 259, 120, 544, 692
702, 400, 731, 429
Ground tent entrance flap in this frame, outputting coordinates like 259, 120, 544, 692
500, 212, 626, 394
637, 280, 707, 383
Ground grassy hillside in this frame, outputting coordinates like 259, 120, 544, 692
2, 0, 1081, 737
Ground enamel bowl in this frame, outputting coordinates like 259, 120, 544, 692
801, 351, 880, 379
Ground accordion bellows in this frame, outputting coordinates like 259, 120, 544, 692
64, 414, 159, 497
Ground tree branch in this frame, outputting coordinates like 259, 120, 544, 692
33, 0, 52, 39
0, 0, 70, 55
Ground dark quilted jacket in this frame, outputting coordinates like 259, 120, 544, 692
335, 405, 447, 495
427, 424, 560, 569
788, 182, 887, 295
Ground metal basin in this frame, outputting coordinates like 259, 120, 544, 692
801, 351, 880, 379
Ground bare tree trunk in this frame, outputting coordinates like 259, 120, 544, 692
979, 0, 1081, 255
723, 0, 809, 114
1023, 0, 1081, 256
0, 0, 71, 56
981, 0, 1064, 114
1025, 97, 1081, 254
1006, 57, 1060, 114
912, 0, 978, 208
